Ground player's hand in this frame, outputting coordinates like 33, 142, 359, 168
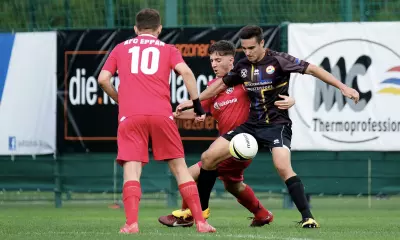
176, 100, 193, 115
341, 86, 360, 104
195, 114, 206, 123
192, 98, 206, 116
274, 94, 295, 110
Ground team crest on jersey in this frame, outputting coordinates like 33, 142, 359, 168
225, 87, 234, 94
213, 102, 220, 110
266, 65, 275, 74
240, 69, 248, 78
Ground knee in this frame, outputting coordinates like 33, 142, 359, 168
168, 158, 188, 176
224, 182, 245, 197
201, 151, 216, 170
170, 164, 188, 178
275, 165, 295, 181
123, 161, 142, 182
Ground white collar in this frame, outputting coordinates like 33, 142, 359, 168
138, 34, 157, 38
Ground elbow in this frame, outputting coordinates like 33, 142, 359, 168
98, 72, 110, 88
98, 77, 106, 88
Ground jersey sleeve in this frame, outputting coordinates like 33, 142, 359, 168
170, 45, 185, 69
268, 50, 309, 74
102, 47, 118, 74
222, 64, 245, 87
201, 98, 213, 113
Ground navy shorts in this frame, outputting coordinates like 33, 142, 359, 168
222, 122, 292, 151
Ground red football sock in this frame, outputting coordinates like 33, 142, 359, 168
179, 181, 205, 223
181, 199, 189, 209
123, 181, 141, 225
237, 185, 269, 219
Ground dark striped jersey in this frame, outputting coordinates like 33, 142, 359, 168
222, 49, 309, 125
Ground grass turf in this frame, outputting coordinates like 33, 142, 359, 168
0, 196, 399, 240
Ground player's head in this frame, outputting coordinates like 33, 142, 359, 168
239, 25, 265, 63
134, 8, 162, 36
208, 40, 235, 77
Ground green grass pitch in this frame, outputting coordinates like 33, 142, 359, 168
0, 196, 399, 240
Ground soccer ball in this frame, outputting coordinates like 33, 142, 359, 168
229, 133, 258, 160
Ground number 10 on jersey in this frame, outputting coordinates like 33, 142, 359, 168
129, 46, 160, 75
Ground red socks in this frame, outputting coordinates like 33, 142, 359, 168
181, 199, 188, 209
123, 181, 141, 224
237, 185, 269, 219
179, 181, 205, 223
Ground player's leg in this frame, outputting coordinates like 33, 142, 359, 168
176, 162, 201, 212
158, 162, 202, 228
167, 158, 216, 233
177, 162, 200, 210
150, 116, 215, 233
271, 147, 318, 228
197, 123, 255, 212
197, 136, 232, 212
223, 181, 273, 226
119, 161, 142, 233
258, 124, 319, 228
117, 116, 149, 234
218, 158, 273, 227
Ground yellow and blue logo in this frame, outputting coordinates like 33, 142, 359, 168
378, 66, 400, 95
266, 65, 275, 74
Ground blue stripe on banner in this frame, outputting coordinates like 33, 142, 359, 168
0, 33, 15, 102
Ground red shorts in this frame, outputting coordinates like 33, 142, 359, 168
117, 115, 184, 165
197, 158, 252, 183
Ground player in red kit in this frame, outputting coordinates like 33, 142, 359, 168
98, 8, 215, 234
158, 41, 296, 227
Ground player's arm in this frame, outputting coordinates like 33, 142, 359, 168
171, 45, 205, 116
176, 71, 243, 112
199, 68, 244, 101
174, 63, 200, 101
173, 109, 196, 119
98, 48, 118, 103
271, 50, 359, 103
305, 64, 359, 103
174, 62, 205, 116
176, 95, 212, 121
198, 78, 226, 101
98, 71, 118, 103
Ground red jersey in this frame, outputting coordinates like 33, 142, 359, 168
102, 34, 184, 121
201, 79, 250, 135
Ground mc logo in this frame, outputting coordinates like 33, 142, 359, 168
290, 38, 400, 145
314, 55, 372, 112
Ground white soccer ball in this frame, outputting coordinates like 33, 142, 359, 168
229, 133, 258, 160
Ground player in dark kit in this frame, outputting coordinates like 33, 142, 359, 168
177, 25, 360, 228
159, 40, 296, 228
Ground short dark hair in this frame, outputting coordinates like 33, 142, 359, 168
239, 25, 263, 43
208, 40, 235, 56
135, 8, 161, 31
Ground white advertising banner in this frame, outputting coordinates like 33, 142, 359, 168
0, 32, 57, 155
288, 22, 400, 151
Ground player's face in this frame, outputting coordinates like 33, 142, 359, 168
241, 38, 265, 63
210, 52, 234, 77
